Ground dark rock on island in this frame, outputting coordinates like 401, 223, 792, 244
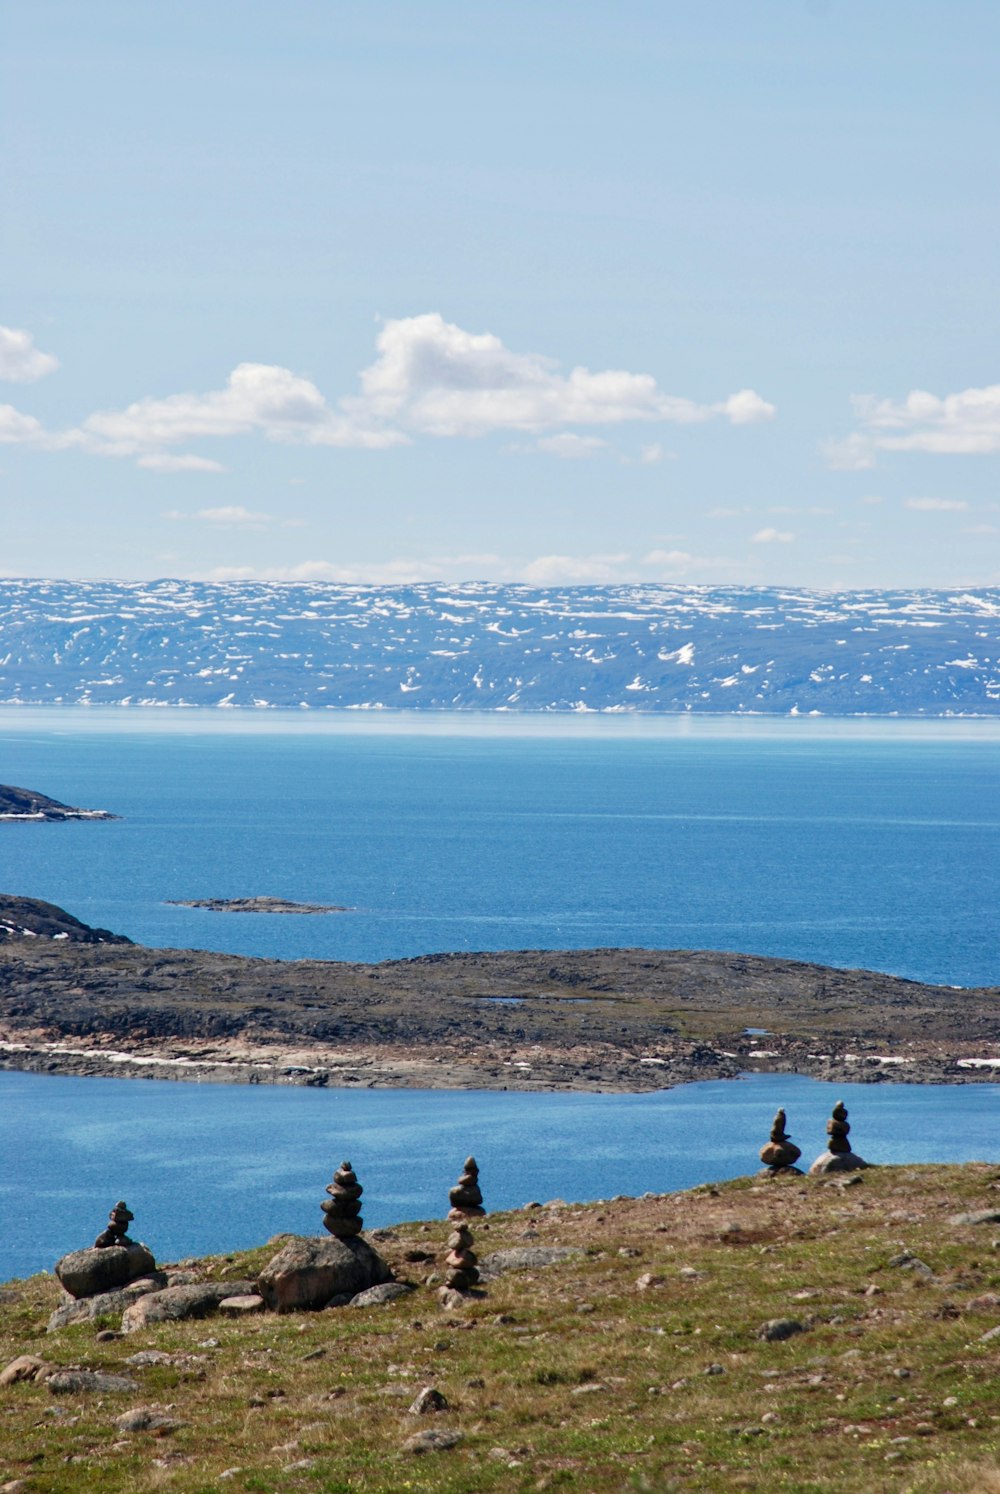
166, 897, 351, 914
0, 784, 117, 821
0, 894, 131, 945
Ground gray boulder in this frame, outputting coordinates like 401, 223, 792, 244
121, 1280, 257, 1333
478, 1247, 581, 1279
47, 1369, 138, 1394
257, 1235, 392, 1313
350, 1282, 414, 1308
55, 1244, 156, 1299
808, 1151, 869, 1176
47, 1274, 168, 1333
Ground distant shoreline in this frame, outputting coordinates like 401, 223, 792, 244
3, 937, 998, 1095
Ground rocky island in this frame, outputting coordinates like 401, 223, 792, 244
1, 895, 998, 1093
166, 897, 351, 914
0, 784, 117, 821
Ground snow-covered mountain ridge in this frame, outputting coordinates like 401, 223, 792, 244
0, 579, 997, 715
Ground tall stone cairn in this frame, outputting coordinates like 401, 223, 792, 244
321, 1161, 364, 1238
758, 1108, 802, 1175
94, 1200, 135, 1249
447, 1156, 485, 1221
808, 1099, 870, 1175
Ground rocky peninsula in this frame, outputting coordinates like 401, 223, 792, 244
0, 784, 117, 821
0, 896, 998, 1093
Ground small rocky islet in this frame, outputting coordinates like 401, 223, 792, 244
166, 896, 351, 914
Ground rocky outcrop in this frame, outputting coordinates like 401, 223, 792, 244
0, 894, 130, 945
121, 1281, 257, 1332
0, 785, 117, 822
256, 1235, 392, 1313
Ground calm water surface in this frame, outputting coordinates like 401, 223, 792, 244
2, 713, 998, 1281
1, 711, 997, 984
2, 1069, 999, 1283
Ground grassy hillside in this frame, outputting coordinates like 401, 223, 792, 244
3, 1165, 1000, 1492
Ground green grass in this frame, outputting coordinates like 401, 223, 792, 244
3, 1166, 1000, 1491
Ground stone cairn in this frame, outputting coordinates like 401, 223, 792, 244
94, 1200, 135, 1248
808, 1099, 870, 1175
758, 1108, 802, 1175
442, 1156, 484, 1297
321, 1161, 364, 1238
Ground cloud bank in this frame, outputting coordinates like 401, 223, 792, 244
0, 314, 775, 470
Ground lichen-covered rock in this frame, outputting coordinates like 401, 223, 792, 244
47, 1369, 138, 1394
120, 1281, 257, 1333
55, 1243, 156, 1300
256, 1236, 391, 1313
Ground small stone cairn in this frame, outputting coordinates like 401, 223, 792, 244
321, 1161, 364, 1238
758, 1108, 802, 1175
55, 1200, 156, 1300
440, 1156, 485, 1303
94, 1200, 136, 1248
808, 1099, 870, 1175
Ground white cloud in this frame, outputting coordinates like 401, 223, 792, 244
166, 505, 277, 526
642, 548, 694, 569
638, 442, 670, 465
751, 527, 795, 544
350, 313, 775, 438
138, 453, 227, 473
535, 433, 608, 459
76, 362, 401, 458
964, 523, 998, 535
723, 389, 776, 425
829, 382, 1000, 466
519, 552, 630, 584
904, 497, 968, 512
0, 327, 58, 383
2, 313, 774, 469
0, 404, 46, 444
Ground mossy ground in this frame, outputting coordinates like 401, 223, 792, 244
3, 1165, 1000, 1493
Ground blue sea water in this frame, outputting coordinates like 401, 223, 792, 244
1, 710, 999, 1281
2, 1070, 999, 1284
0, 710, 998, 984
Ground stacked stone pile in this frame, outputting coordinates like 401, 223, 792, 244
55, 1200, 156, 1300
94, 1200, 135, 1248
443, 1223, 480, 1292
808, 1099, 870, 1175
440, 1157, 486, 1304
321, 1161, 364, 1238
758, 1109, 802, 1175
447, 1156, 485, 1220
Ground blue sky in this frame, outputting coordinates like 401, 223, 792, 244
3, 1, 1000, 587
